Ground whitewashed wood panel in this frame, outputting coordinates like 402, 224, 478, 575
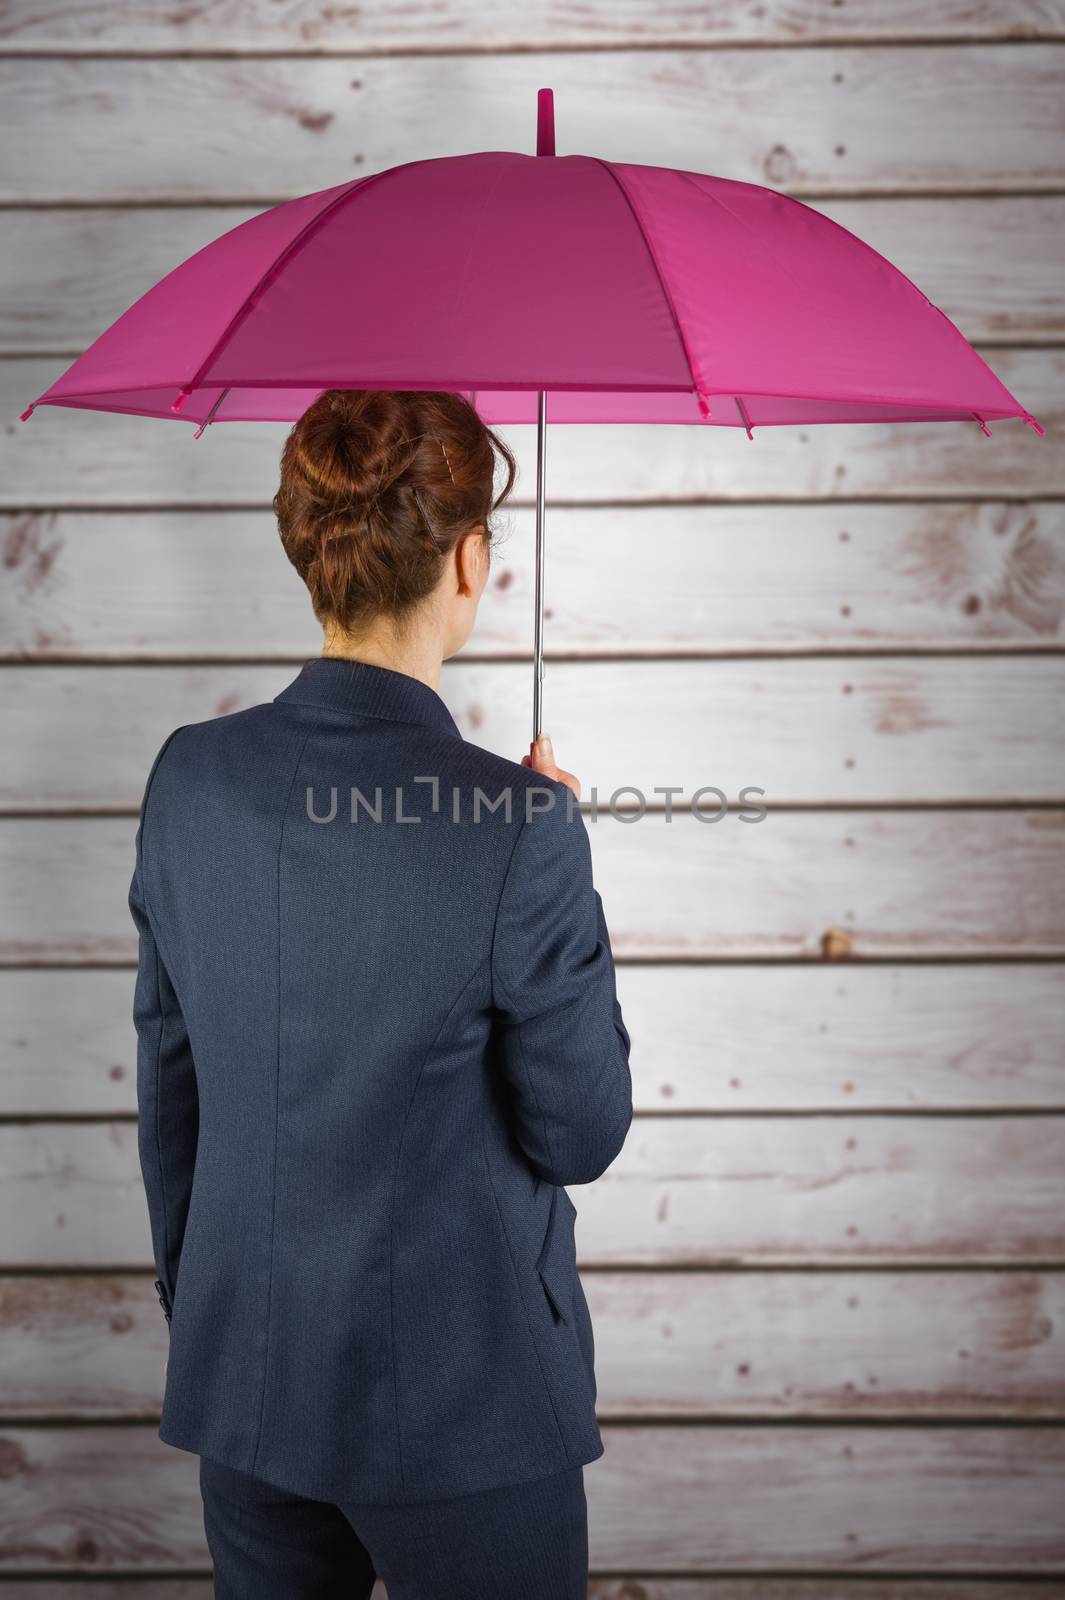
5, 352, 1057, 507
587, 1425, 1065, 1570
588, 807, 1065, 959
586, 1587, 1056, 1600
0, 1588, 215, 1600
4, 1116, 1063, 1267
588, 1269, 1065, 1417
582, 1116, 1065, 1265
614, 963, 1065, 1112
5, 964, 1062, 1116
5, 1269, 1062, 1421
4, 503, 1065, 659
2, 811, 1063, 963
0, 970, 138, 1114
7, 198, 1063, 354
3, 658, 1063, 810
1, 1422, 1062, 1571
0, 1586, 1057, 1600
2, 0, 1063, 52
0, 1586, 1053, 1600
3, 50, 1064, 204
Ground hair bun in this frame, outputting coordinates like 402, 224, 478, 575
274, 389, 517, 634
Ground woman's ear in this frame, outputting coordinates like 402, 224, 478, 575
455, 525, 489, 597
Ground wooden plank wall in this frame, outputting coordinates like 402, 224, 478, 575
1, 2, 1064, 1591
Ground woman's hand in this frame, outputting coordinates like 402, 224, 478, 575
522, 734, 581, 800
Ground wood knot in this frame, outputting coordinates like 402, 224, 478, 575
0, 1437, 28, 1479
763, 144, 797, 184
821, 926, 853, 961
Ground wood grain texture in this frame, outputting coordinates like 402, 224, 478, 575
2, 810, 1063, 963
3, 49, 1064, 204
5, 963, 1062, 1116
1, 1579, 1061, 1598
3, 657, 1063, 810
587, 1269, 1065, 1418
3, 1116, 1063, 1268
4, 503, 1065, 659
588, 807, 1065, 959
1, 1423, 1062, 1571
614, 962, 1065, 1112
586, 1426, 1065, 1571
4, 1269, 1062, 1421
4, 14, 1064, 1589
586, 1587, 1065, 1600
2, 0, 1064, 52
7, 198, 1064, 353
581, 1116, 1065, 1265
5, 351, 1056, 507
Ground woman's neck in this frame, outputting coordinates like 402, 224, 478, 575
320, 622, 444, 693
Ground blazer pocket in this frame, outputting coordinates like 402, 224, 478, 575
536, 1185, 579, 1326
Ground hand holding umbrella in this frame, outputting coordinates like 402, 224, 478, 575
522, 733, 581, 800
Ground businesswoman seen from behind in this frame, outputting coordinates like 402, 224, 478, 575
129, 388, 633, 1599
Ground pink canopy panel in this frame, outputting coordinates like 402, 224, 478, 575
21, 149, 1042, 437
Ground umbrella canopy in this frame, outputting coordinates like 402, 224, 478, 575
21, 92, 1042, 439
20, 88, 1044, 741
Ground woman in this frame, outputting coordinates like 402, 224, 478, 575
129, 387, 633, 1598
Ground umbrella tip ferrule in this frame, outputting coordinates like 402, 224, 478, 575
171, 387, 193, 415
536, 88, 555, 157
734, 395, 755, 439
697, 390, 712, 421
972, 412, 992, 438
19, 403, 35, 422
1022, 411, 1046, 438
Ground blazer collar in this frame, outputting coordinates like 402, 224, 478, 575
273, 656, 461, 740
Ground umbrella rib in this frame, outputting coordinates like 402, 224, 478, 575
172, 160, 433, 413
588, 155, 710, 419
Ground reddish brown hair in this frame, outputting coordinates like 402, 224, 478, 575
274, 389, 517, 634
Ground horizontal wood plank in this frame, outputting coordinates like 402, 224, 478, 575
7, 198, 1063, 354
1, 1423, 1062, 1571
3, 658, 1064, 810
614, 963, 1065, 1112
587, 1425, 1065, 1570
4, 502, 1065, 659
2, 0, 1064, 52
3, 49, 1065, 203
582, 1116, 1065, 1265
4, 1268, 1063, 1421
587, 1586, 1061, 1600
5, 351, 1056, 507
590, 1269, 1065, 1418
2, 810, 1063, 963
3, 1116, 1063, 1267
0, 1585, 1057, 1600
5, 963, 1063, 1116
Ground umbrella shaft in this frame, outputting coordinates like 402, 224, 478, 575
532, 390, 547, 747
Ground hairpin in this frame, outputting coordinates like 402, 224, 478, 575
411, 487, 446, 551
439, 440, 456, 484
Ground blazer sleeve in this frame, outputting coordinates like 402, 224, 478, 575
490, 785, 633, 1187
128, 731, 198, 1329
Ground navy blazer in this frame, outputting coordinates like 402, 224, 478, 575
130, 656, 633, 1503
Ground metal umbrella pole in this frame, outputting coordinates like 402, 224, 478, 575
531, 388, 547, 751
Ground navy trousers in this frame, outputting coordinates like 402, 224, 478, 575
199, 1454, 589, 1599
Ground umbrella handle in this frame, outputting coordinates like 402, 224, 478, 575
527, 393, 546, 755
531, 389, 547, 752
531, 89, 553, 753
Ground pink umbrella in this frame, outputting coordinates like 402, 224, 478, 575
20, 88, 1044, 741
